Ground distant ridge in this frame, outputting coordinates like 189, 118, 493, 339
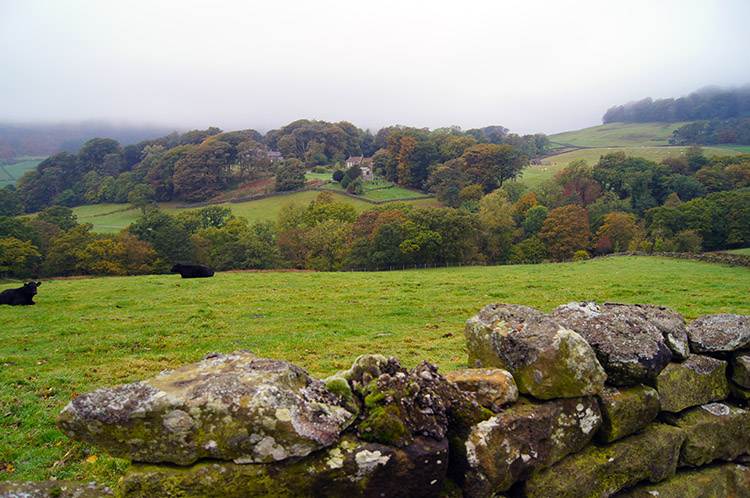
0, 121, 179, 160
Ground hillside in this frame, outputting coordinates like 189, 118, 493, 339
73, 188, 440, 233
548, 122, 688, 148
518, 123, 745, 188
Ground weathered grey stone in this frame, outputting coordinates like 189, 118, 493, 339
687, 313, 750, 353
614, 462, 750, 498
119, 433, 448, 498
550, 301, 673, 385
57, 351, 355, 465
443, 368, 518, 411
462, 396, 602, 497
0, 481, 113, 498
596, 384, 660, 443
732, 351, 750, 388
654, 355, 730, 413
602, 302, 690, 360
523, 423, 685, 498
465, 303, 606, 399
661, 402, 750, 467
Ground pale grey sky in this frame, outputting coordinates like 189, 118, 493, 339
1, 0, 749, 135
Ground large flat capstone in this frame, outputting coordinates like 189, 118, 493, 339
550, 301, 674, 385
687, 313, 750, 353
57, 351, 355, 465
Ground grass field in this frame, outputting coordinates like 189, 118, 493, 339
0, 158, 44, 183
520, 145, 741, 190
1, 256, 748, 484
307, 173, 432, 202
72, 191, 440, 233
548, 122, 689, 148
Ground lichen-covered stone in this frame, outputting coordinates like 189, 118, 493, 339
118, 434, 448, 498
730, 381, 750, 402
0, 481, 113, 498
523, 423, 685, 498
550, 301, 673, 385
654, 355, 729, 413
602, 302, 690, 360
346, 357, 488, 448
614, 462, 750, 497
661, 402, 750, 467
443, 368, 518, 411
57, 351, 355, 465
687, 313, 750, 353
596, 384, 660, 443
462, 396, 602, 497
732, 351, 750, 388
465, 303, 606, 399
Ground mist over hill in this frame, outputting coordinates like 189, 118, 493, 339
0, 121, 178, 161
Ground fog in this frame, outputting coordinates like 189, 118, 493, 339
1, 0, 749, 135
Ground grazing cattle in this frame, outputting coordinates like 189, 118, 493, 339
0, 281, 41, 306
171, 263, 215, 278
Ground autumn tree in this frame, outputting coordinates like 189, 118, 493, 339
595, 212, 638, 253
460, 144, 526, 193
76, 233, 158, 276
173, 140, 233, 201
538, 204, 592, 260
555, 159, 601, 207
42, 223, 99, 276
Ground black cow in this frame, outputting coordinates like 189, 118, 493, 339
0, 281, 41, 306
171, 263, 215, 278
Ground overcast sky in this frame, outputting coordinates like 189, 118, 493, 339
1, 0, 749, 135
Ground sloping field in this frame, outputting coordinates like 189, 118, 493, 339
0, 158, 44, 184
548, 122, 689, 147
1, 256, 748, 483
528, 145, 739, 176
73, 191, 440, 233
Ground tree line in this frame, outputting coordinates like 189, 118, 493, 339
602, 86, 750, 124
1, 146, 748, 278
8, 121, 549, 212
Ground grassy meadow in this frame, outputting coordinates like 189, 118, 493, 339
519, 122, 744, 189
73, 191, 440, 234
548, 122, 689, 148
1, 255, 749, 485
0, 158, 43, 184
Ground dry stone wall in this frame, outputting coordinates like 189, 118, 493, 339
2, 303, 750, 498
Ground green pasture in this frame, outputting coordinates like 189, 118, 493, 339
73, 190, 439, 233
0, 158, 43, 184
306, 173, 431, 202
548, 122, 689, 148
1, 256, 748, 484
521, 145, 741, 190
725, 248, 750, 255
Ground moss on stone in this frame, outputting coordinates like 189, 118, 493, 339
359, 405, 408, 447
523, 423, 685, 498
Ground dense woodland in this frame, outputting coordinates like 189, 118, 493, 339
602, 86, 750, 145
0, 116, 748, 277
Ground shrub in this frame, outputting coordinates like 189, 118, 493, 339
573, 250, 590, 261
332, 170, 345, 182
673, 230, 703, 253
